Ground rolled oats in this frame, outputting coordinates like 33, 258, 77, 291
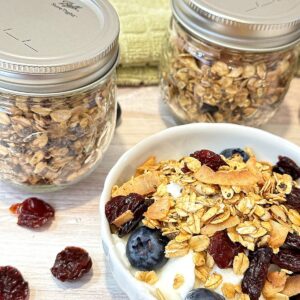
222, 283, 237, 299
173, 274, 185, 289
0, 76, 116, 190
161, 21, 297, 126
204, 273, 223, 289
135, 271, 158, 285
233, 253, 249, 275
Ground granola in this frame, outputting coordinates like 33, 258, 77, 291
0, 75, 116, 190
160, 21, 297, 126
107, 147, 300, 299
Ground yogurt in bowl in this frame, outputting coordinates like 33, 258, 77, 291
100, 123, 300, 300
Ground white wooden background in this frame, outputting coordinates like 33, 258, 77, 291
0, 79, 299, 299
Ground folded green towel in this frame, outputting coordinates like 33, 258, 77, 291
110, 0, 170, 86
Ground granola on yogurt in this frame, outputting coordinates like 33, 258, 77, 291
105, 147, 300, 300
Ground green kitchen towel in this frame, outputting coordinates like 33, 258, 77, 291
110, 0, 170, 86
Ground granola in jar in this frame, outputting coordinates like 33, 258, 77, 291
160, 0, 300, 125
0, 0, 119, 191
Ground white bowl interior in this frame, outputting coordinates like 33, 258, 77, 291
100, 123, 300, 300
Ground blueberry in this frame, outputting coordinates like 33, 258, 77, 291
126, 226, 168, 271
185, 288, 225, 300
220, 148, 250, 162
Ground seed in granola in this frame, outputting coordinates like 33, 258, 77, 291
273, 156, 300, 180
272, 249, 300, 273
105, 193, 153, 237
185, 288, 225, 300
126, 226, 168, 271
242, 247, 273, 300
208, 230, 244, 269
190, 150, 227, 171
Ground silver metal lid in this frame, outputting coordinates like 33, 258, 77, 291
172, 0, 300, 52
0, 0, 119, 93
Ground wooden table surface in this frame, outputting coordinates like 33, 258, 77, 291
0, 79, 299, 300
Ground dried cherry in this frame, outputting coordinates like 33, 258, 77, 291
272, 249, 300, 273
0, 266, 29, 300
285, 187, 300, 212
181, 163, 191, 174
190, 150, 227, 171
208, 230, 244, 269
242, 247, 272, 300
273, 156, 300, 180
285, 233, 300, 250
10, 197, 55, 228
51, 247, 92, 282
105, 193, 153, 237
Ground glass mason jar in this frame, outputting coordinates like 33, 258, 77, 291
161, 0, 300, 125
0, 0, 119, 192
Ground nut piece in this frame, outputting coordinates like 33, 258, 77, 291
173, 274, 185, 289
233, 253, 249, 275
135, 271, 158, 285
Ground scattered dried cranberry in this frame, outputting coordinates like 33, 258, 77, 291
272, 249, 300, 273
285, 187, 300, 212
0, 266, 29, 300
208, 230, 244, 269
285, 233, 300, 250
10, 197, 55, 229
190, 150, 227, 171
242, 247, 272, 300
273, 156, 300, 180
51, 247, 92, 282
105, 193, 153, 237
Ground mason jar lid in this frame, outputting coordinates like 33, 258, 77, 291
172, 0, 300, 52
0, 0, 119, 94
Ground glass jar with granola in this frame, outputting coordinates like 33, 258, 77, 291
160, 0, 300, 125
0, 0, 119, 191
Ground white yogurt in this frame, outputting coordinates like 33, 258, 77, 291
112, 235, 194, 299
112, 229, 265, 299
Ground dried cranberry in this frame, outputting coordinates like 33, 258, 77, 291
272, 249, 300, 273
285, 233, 300, 250
105, 193, 153, 237
0, 266, 29, 300
208, 230, 244, 269
190, 150, 227, 171
242, 247, 272, 300
273, 156, 300, 180
285, 187, 300, 212
10, 197, 55, 229
51, 247, 92, 282
181, 163, 191, 174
